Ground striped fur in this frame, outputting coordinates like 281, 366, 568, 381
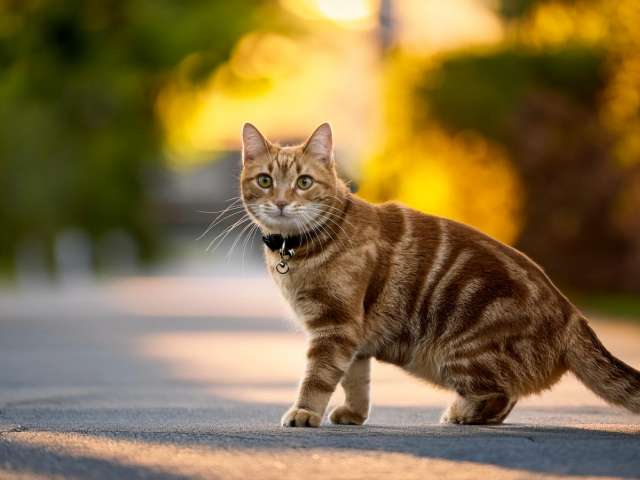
240, 122, 640, 427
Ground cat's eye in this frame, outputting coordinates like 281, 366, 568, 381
297, 176, 313, 189
257, 175, 272, 188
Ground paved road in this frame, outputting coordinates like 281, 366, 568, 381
1, 278, 640, 479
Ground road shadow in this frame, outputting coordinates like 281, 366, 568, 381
2, 313, 640, 479
0, 434, 189, 480
3, 404, 639, 480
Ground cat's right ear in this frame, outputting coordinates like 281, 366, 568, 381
241, 123, 271, 165
303, 122, 334, 167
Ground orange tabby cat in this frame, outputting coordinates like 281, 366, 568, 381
239, 122, 640, 427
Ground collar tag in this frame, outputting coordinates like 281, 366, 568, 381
262, 234, 299, 274
276, 240, 295, 274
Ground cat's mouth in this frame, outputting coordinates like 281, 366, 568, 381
268, 213, 292, 223
263, 211, 290, 223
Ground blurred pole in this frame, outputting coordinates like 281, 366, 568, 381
54, 228, 94, 285
379, 0, 393, 53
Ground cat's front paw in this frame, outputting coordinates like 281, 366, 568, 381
440, 408, 459, 424
329, 405, 368, 425
281, 406, 322, 427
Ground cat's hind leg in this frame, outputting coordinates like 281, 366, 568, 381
441, 393, 517, 425
329, 356, 371, 425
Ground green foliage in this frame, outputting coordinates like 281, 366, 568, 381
407, 39, 640, 296
499, 0, 539, 19
418, 47, 605, 142
0, 0, 267, 274
578, 294, 640, 321
498, 0, 586, 19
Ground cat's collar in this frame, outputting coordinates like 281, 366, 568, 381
262, 233, 301, 253
262, 234, 302, 274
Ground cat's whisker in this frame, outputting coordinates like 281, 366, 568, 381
226, 219, 257, 266
304, 207, 355, 250
296, 214, 315, 259
197, 208, 248, 241
313, 201, 349, 213
197, 199, 257, 241
206, 217, 248, 252
320, 193, 352, 205
313, 202, 346, 212
312, 213, 354, 253
226, 218, 256, 258
197, 204, 245, 215
307, 205, 356, 229
242, 223, 258, 250
313, 215, 347, 252
206, 220, 242, 251
312, 205, 346, 218
207, 215, 251, 252
199, 204, 257, 239
210, 218, 252, 255
301, 211, 340, 253
302, 218, 317, 257
322, 215, 355, 250
292, 216, 308, 259
306, 204, 351, 225
299, 211, 325, 255
241, 223, 258, 274
296, 210, 317, 252
249, 222, 260, 251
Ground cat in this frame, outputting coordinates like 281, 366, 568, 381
239, 121, 640, 427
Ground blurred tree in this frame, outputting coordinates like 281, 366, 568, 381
0, 0, 270, 276
361, 0, 640, 295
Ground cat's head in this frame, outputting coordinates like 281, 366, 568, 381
240, 122, 342, 236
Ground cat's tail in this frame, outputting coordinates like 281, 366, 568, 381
566, 317, 640, 414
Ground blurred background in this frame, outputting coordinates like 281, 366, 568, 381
2, 0, 640, 440
2, 0, 640, 313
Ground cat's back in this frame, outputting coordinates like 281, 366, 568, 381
360, 199, 571, 325
374, 200, 555, 289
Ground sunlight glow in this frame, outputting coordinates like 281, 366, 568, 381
279, 0, 379, 30
156, 25, 382, 175
132, 321, 636, 408
317, 0, 374, 20
107, 277, 290, 318
13, 431, 635, 479
359, 129, 524, 245
393, 0, 504, 55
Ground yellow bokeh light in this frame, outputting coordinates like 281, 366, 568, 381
521, 0, 610, 49
156, 25, 383, 173
358, 129, 524, 245
316, 0, 374, 21
156, 0, 505, 169
278, 0, 324, 21
229, 31, 300, 80
279, 0, 379, 30
393, 0, 504, 55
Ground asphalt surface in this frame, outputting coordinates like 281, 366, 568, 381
1, 278, 640, 479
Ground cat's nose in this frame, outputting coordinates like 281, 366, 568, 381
275, 200, 290, 211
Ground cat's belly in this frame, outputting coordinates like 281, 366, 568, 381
367, 339, 446, 388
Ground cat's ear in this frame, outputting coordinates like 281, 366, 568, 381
242, 123, 271, 165
303, 122, 334, 166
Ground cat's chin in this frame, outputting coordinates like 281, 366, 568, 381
260, 215, 299, 234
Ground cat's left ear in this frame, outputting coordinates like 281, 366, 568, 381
303, 123, 334, 167
242, 122, 272, 165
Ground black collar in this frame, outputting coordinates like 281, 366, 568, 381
262, 233, 302, 252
